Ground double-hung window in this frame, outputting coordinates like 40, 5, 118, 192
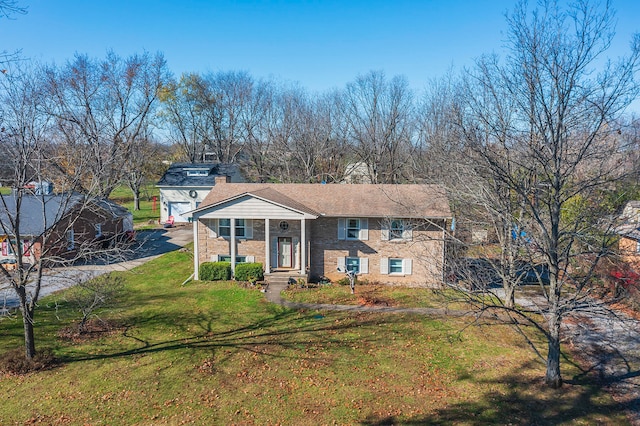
390, 220, 404, 240
347, 219, 360, 239
389, 258, 404, 274
346, 257, 360, 274
217, 219, 250, 238
338, 218, 368, 240
382, 219, 412, 241
380, 257, 412, 275
337, 256, 369, 274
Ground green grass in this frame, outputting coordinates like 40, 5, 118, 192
284, 282, 473, 309
0, 250, 629, 425
109, 184, 160, 229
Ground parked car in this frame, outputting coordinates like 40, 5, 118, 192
516, 263, 550, 285
447, 258, 501, 291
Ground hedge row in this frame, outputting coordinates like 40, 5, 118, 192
199, 261, 264, 282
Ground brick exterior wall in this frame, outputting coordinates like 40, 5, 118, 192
1, 204, 128, 263
198, 216, 446, 287
619, 236, 640, 269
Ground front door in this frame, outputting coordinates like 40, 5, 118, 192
278, 237, 292, 268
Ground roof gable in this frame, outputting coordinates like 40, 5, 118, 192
197, 193, 318, 220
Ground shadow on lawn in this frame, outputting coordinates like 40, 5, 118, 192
359, 359, 636, 425
56, 305, 391, 365
49, 288, 640, 424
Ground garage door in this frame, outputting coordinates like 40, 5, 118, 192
168, 202, 191, 222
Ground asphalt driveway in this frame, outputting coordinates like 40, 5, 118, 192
0, 226, 192, 313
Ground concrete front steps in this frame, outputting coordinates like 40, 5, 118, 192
264, 271, 307, 303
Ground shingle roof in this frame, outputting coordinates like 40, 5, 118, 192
0, 192, 130, 237
156, 163, 244, 187
198, 183, 451, 218
616, 224, 640, 241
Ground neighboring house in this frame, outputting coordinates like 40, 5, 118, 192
342, 161, 374, 184
156, 163, 244, 224
615, 201, 640, 268
622, 201, 640, 224
618, 226, 640, 268
188, 178, 452, 286
0, 191, 133, 265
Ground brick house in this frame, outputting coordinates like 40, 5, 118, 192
188, 178, 452, 286
614, 201, 640, 268
0, 191, 133, 266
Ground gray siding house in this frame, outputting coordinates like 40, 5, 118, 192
156, 163, 244, 224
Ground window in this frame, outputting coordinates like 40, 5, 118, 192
382, 219, 412, 241
390, 220, 404, 239
338, 218, 368, 240
636, 240, 640, 253
186, 169, 209, 177
217, 219, 249, 238
389, 258, 403, 274
337, 256, 369, 274
1, 240, 13, 256
219, 255, 247, 263
346, 257, 360, 274
95, 223, 102, 237
380, 257, 412, 275
347, 219, 360, 239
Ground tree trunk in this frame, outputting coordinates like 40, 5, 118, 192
18, 289, 36, 359
133, 189, 140, 211
545, 313, 562, 388
504, 284, 515, 309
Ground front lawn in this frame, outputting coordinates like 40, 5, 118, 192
0, 250, 628, 425
284, 282, 472, 310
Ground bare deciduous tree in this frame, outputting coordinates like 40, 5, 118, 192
0, 64, 133, 361
460, 0, 640, 388
45, 51, 169, 198
341, 71, 415, 184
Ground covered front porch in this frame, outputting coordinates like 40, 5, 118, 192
190, 192, 319, 280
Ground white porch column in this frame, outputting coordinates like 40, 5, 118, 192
230, 218, 236, 277
264, 218, 270, 273
193, 216, 199, 280
300, 218, 306, 275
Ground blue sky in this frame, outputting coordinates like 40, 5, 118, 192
1, 0, 639, 94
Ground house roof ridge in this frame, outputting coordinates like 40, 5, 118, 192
198, 182, 451, 219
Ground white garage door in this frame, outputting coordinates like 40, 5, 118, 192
168, 202, 191, 222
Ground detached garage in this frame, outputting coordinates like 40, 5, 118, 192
156, 163, 244, 224
167, 202, 192, 223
